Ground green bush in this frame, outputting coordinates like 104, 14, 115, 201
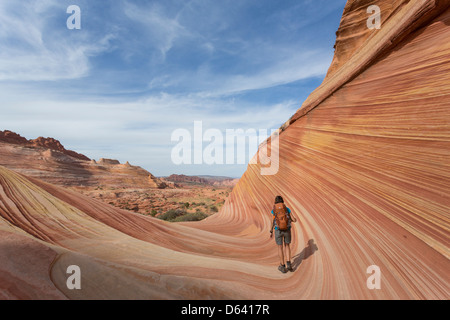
210, 205, 218, 213
158, 209, 186, 221
172, 211, 208, 222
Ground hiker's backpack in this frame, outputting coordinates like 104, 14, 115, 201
273, 203, 289, 231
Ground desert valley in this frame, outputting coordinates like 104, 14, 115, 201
0, 130, 236, 222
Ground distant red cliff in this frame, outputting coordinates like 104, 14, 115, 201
166, 174, 239, 187
0, 130, 166, 189
0, 130, 90, 161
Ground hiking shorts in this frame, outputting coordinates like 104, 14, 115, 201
275, 228, 291, 246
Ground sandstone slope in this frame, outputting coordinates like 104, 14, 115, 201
214, 0, 450, 299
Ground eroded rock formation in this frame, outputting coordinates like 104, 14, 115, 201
217, 0, 450, 298
0, 130, 89, 161
0, 130, 165, 189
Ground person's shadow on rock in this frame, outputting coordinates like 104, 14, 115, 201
292, 239, 318, 271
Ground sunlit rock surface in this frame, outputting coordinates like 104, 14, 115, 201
218, 0, 450, 299
0, 131, 165, 189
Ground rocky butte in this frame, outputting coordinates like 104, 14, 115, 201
166, 174, 239, 187
0, 130, 166, 189
0, 0, 449, 300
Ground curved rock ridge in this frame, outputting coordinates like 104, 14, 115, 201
282, 0, 450, 132
0, 166, 282, 300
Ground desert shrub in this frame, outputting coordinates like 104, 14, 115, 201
210, 205, 218, 213
172, 211, 208, 222
150, 209, 158, 217
158, 209, 186, 221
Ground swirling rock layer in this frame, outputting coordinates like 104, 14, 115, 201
218, 0, 450, 299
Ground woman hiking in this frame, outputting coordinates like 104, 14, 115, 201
270, 195, 297, 273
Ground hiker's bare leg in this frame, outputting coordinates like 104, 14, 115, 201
277, 245, 285, 265
285, 243, 292, 262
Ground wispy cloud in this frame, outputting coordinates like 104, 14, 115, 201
192, 48, 332, 98
0, 1, 114, 81
122, 1, 191, 61
0, 92, 298, 176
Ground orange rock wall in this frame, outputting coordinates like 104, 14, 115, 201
214, 0, 450, 298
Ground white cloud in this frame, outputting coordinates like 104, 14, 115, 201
123, 1, 190, 60
0, 0, 344, 176
146, 44, 332, 99
0, 1, 113, 81
0, 91, 297, 176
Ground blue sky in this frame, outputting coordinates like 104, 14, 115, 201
0, 0, 346, 177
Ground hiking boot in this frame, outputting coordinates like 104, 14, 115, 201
286, 261, 293, 272
278, 264, 287, 273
